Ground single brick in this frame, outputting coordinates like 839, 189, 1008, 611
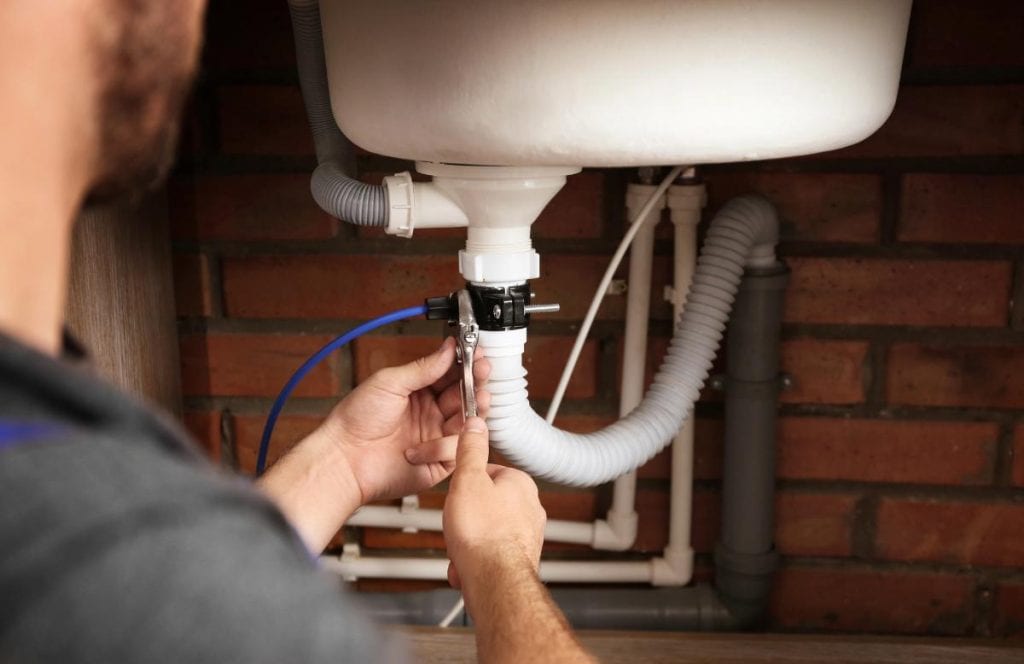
778, 418, 998, 486
899, 174, 1024, 244
1013, 425, 1024, 488
876, 498, 1024, 567
908, 0, 1024, 69
706, 172, 881, 244
222, 254, 461, 319
769, 566, 975, 634
780, 339, 869, 405
179, 333, 340, 397
169, 174, 337, 241
992, 581, 1024, 637
785, 257, 1011, 327
352, 334, 600, 400
182, 410, 221, 461
216, 85, 313, 156
234, 412, 324, 474
775, 492, 857, 558
171, 253, 213, 317
533, 170, 607, 239
820, 85, 1024, 159
887, 343, 1024, 409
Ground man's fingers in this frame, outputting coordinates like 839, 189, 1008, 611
488, 464, 540, 496
433, 355, 491, 405
404, 435, 458, 465
453, 417, 490, 477
473, 356, 490, 386
437, 380, 464, 418
375, 337, 455, 396
440, 389, 491, 433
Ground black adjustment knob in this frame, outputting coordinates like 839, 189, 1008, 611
425, 293, 456, 322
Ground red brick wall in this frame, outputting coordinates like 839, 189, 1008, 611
171, 0, 1024, 637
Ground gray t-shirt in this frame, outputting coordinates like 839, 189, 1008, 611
0, 333, 403, 663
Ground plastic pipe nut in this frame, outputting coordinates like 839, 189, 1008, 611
384, 171, 469, 237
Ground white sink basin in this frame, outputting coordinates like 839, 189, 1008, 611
321, 0, 912, 167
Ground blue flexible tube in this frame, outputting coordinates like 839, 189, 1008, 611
256, 304, 428, 475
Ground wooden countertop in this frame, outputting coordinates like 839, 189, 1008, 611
394, 626, 1023, 663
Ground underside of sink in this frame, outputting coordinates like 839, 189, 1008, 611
321, 0, 913, 167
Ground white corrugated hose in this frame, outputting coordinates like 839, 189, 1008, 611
484, 195, 779, 487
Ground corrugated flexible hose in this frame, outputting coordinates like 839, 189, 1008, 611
288, 0, 387, 227
484, 195, 779, 486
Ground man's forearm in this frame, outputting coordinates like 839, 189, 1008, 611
462, 553, 595, 664
257, 426, 362, 553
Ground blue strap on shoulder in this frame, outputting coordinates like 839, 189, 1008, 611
0, 422, 61, 451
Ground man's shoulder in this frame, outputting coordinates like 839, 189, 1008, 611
0, 422, 391, 664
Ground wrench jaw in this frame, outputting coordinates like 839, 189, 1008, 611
455, 289, 480, 420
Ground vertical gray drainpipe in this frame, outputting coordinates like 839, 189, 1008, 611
713, 261, 790, 628
350, 258, 790, 631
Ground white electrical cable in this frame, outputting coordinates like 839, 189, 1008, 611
438, 596, 465, 628
544, 166, 683, 423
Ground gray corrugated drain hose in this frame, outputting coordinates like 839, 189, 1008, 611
287, 0, 387, 227
483, 195, 780, 486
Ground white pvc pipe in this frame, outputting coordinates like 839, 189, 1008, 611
663, 181, 704, 577
610, 184, 663, 522
347, 506, 594, 546
323, 556, 653, 584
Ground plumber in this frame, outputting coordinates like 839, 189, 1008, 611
0, 2, 593, 662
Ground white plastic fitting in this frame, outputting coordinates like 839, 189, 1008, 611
383, 171, 469, 237
651, 548, 694, 587
414, 162, 580, 284
592, 512, 639, 551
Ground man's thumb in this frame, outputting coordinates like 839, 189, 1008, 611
377, 337, 453, 394
455, 417, 490, 475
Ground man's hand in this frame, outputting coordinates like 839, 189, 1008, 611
258, 337, 489, 553
442, 419, 595, 664
442, 417, 546, 597
324, 337, 491, 504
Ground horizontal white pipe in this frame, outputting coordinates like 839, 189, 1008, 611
322, 555, 653, 584
347, 506, 595, 546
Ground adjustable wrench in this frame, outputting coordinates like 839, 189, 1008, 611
454, 289, 479, 419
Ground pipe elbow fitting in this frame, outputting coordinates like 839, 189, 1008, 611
651, 547, 694, 587
591, 511, 639, 551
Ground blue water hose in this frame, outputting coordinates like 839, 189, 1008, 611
256, 304, 428, 475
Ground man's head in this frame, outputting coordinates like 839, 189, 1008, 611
85, 0, 206, 202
